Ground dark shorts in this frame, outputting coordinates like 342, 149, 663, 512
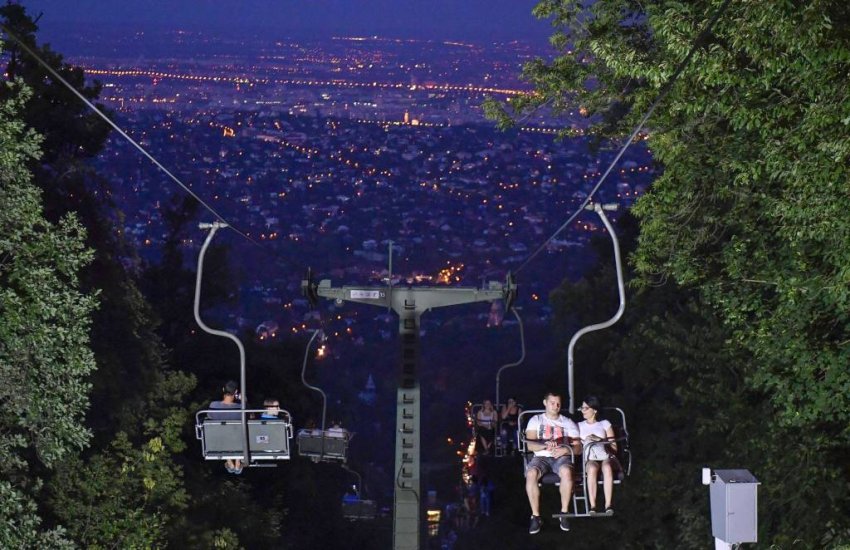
527, 455, 574, 477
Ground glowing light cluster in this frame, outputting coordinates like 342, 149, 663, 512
84, 67, 530, 97
436, 262, 464, 284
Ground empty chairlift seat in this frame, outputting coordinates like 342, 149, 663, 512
342, 498, 377, 521
195, 409, 294, 461
297, 429, 351, 462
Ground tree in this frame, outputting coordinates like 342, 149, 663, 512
0, 76, 96, 545
48, 371, 197, 549
1, 8, 241, 547
487, 1, 850, 544
1, 1, 172, 444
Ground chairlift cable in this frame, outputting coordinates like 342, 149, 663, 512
0, 23, 258, 246
513, 0, 734, 275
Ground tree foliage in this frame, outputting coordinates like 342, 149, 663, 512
0, 71, 95, 546
1, 8, 211, 547
507, 0, 850, 429
49, 371, 196, 549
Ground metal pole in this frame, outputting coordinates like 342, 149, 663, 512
495, 307, 525, 409
566, 204, 626, 413
194, 222, 250, 465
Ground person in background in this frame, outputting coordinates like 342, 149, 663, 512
343, 484, 360, 504
208, 380, 243, 474
328, 420, 347, 438
578, 395, 618, 515
261, 398, 280, 419
479, 476, 495, 517
500, 397, 523, 454
476, 400, 498, 455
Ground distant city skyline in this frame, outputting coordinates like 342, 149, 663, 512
19, 0, 552, 43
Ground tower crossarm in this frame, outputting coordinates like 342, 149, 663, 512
314, 279, 510, 314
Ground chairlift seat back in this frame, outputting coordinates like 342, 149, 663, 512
196, 409, 294, 461
297, 430, 349, 461
342, 499, 377, 520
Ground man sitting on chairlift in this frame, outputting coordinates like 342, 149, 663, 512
209, 380, 243, 474
524, 391, 581, 534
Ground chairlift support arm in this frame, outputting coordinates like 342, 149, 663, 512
567, 204, 626, 413
301, 329, 330, 459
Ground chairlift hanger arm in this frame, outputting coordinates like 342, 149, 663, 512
566, 204, 626, 413
496, 306, 525, 408
193, 221, 250, 465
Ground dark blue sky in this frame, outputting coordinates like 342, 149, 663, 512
20, 0, 552, 42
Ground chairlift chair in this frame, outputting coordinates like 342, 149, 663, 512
517, 408, 631, 518
297, 428, 351, 463
192, 222, 295, 466
470, 401, 523, 458
297, 328, 351, 464
341, 466, 377, 521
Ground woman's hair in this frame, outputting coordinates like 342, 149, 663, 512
583, 395, 603, 412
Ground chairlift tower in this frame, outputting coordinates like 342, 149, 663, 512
303, 260, 515, 550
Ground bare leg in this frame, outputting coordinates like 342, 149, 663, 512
602, 460, 614, 509
525, 468, 542, 516
558, 465, 573, 513
586, 461, 600, 510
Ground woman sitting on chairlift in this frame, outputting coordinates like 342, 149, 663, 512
476, 400, 498, 455
578, 395, 617, 515
500, 397, 522, 454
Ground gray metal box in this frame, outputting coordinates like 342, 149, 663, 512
710, 469, 760, 543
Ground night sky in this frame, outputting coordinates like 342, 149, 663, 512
20, 0, 551, 42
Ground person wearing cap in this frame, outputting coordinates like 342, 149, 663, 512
209, 381, 243, 474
